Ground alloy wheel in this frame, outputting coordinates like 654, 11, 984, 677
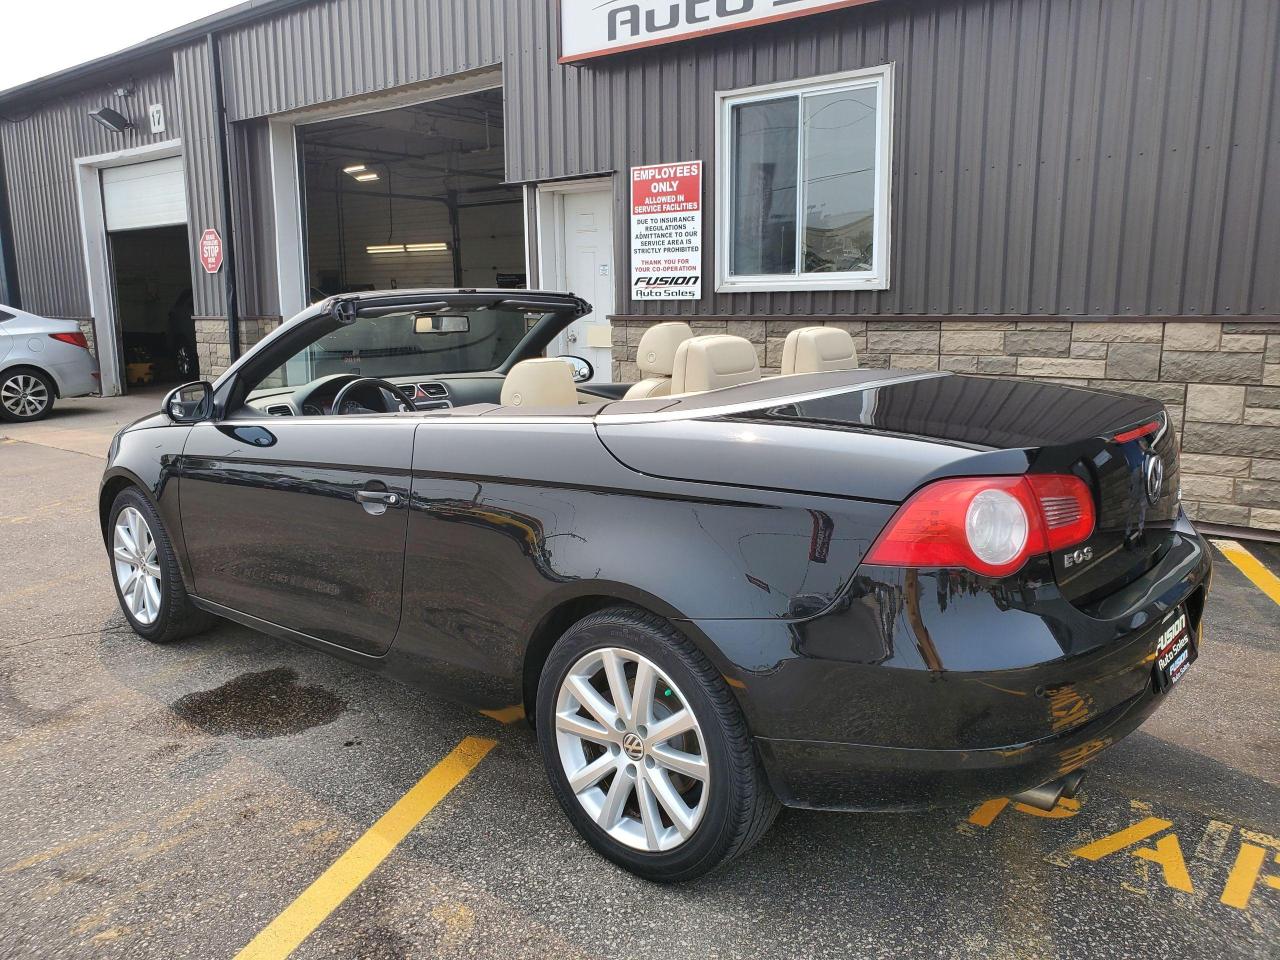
1, 374, 49, 418
113, 506, 162, 625
554, 647, 709, 852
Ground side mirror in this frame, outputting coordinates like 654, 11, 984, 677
164, 381, 214, 423
560, 354, 594, 383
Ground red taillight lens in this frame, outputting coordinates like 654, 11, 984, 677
49, 331, 89, 349
864, 474, 1096, 577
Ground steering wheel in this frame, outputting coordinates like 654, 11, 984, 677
330, 378, 416, 415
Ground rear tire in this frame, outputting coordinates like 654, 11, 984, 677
0, 367, 55, 422
108, 487, 214, 643
536, 606, 779, 881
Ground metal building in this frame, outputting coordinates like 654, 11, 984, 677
0, 0, 1277, 535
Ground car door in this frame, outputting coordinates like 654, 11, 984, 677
178, 416, 414, 657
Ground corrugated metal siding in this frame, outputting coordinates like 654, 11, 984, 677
218, 0, 504, 121
231, 118, 280, 317
504, 0, 1280, 319
0, 60, 180, 319
173, 41, 227, 319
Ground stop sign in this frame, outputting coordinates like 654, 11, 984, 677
199, 228, 223, 274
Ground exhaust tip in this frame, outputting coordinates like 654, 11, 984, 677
1011, 769, 1087, 811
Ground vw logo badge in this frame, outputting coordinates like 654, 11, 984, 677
622, 732, 645, 761
1144, 455, 1164, 506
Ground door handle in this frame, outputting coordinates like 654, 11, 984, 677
355, 490, 400, 506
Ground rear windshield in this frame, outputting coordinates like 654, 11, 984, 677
254, 308, 531, 390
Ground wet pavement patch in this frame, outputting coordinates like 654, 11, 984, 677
169, 667, 345, 739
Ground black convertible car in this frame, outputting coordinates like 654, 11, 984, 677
101, 290, 1209, 881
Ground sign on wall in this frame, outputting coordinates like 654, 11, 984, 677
199, 228, 224, 274
560, 0, 881, 62
630, 161, 702, 301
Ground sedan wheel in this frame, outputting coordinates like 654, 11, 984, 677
113, 506, 162, 625
0, 372, 52, 421
554, 647, 709, 852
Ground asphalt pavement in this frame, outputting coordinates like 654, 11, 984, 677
0, 394, 1277, 959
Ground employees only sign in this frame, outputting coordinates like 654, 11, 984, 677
630, 161, 702, 301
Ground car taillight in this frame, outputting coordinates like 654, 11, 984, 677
49, 331, 89, 349
864, 474, 1096, 577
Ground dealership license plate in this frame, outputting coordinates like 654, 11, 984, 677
1153, 609, 1196, 692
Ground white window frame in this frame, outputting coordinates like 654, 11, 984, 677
715, 63, 894, 294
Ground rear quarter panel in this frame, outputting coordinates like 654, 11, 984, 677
395, 418, 895, 694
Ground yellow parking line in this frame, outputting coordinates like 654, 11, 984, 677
1212, 539, 1280, 607
234, 736, 497, 960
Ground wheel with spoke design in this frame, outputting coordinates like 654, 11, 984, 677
107, 487, 214, 643
537, 606, 779, 881
0, 368, 54, 422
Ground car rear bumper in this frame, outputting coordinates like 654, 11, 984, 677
686, 515, 1211, 812
46, 355, 100, 397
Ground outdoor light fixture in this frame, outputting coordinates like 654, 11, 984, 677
88, 106, 133, 133
365, 242, 450, 255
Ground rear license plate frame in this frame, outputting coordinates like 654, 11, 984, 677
1153, 607, 1196, 692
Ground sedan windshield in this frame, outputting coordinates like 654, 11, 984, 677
255, 307, 531, 391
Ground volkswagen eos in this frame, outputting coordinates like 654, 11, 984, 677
100, 290, 1209, 880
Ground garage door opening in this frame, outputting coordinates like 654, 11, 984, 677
298, 88, 525, 300
108, 225, 197, 389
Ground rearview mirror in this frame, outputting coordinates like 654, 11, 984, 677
164, 381, 213, 423
560, 355, 594, 383
414, 314, 470, 334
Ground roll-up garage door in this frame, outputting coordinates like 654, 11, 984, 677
101, 156, 187, 232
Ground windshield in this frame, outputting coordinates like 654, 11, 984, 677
253, 307, 532, 391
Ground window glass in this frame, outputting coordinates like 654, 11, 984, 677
730, 97, 797, 276
0, 309, 13, 323
249, 308, 530, 394
722, 69, 889, 289
802, 87, 877, 274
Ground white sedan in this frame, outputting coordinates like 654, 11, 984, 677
0, 305, 100, 422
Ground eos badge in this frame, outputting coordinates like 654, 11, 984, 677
1145, 455, 1165, 506
1063, 546, 1094, 568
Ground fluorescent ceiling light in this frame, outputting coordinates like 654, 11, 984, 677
366, 244, 405, 254
405, 242, 449, 252
352, 171, 380, 182
342, 164, 367, 174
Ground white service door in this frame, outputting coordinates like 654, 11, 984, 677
101, 156, 187, 232
557, 189, 615, 382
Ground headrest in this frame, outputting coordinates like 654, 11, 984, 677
500, 358, 578, 408
670, 335, 761, 394
636, 322, 694, 377
781, 326, 859, 375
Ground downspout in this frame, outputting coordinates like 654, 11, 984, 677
208, 32, 240, 361
0, 142, 19, 308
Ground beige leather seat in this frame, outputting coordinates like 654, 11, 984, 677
781, 326, 859, 375
623, 322, 694, 399
500, 358, 578, 408
670, 335, 761, 394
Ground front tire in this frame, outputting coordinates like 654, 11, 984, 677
108, 487, 213, 643
0, 368, 55, 422
536, 606, 779, 881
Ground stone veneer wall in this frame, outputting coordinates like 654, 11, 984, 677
194, 316, 282, 379
610, 318, 1280, 535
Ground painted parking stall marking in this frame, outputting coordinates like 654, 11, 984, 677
234, 736, 496, 960
1212, 539, 1280, 607
966, 791, 1280, 914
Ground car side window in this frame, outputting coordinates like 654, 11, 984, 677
0, 309, 13, 323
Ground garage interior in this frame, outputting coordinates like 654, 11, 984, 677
109, 225, 197, 388
300, 88, 526, 299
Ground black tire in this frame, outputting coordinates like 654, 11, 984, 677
0, 367, 55, 422
536, 606, 779, 882
107, 487, 214, 644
